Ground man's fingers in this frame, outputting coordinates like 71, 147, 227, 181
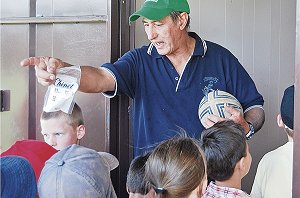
207, 114, 225, 123
35, 66, 55, 81
44, 57, 63, 74
22, 57, 57, 80
224, 104, 238, 115
202, 117, 215, 129
38, 78, 55, 86
225, 103, 244, 120
21, 56, 59, 86
20, 56, 59, 69
202, 115, 226, 129
20, 57, 41, 67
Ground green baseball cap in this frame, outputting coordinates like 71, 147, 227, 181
129, 0, 190, 22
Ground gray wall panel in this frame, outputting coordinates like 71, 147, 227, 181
1, 0, 111, 153
36, 0, 107, 17
225, 0, 244, 61
0, 0, 29, 152
197, 0, 227, 46
1, 0, 29, 17
293, 1, 300, 196
52, 23, 109, 63
1, 25, 30, 151
34, 18, 110, 152
242, 0, 255, 73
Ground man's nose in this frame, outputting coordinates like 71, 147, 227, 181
146, 26, 157, 41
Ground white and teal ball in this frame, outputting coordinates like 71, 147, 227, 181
198, 90, 243, 126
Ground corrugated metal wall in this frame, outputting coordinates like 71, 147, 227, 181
134, 0, 296, 193
1, 0, 31, 150
293, 1, 300, 197
1, 0, 112, 153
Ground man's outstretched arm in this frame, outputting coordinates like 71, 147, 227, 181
20, 56, 115, 93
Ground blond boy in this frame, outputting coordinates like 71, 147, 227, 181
40, 103, 85, 150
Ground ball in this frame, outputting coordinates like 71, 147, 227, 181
198, 90, 243, 126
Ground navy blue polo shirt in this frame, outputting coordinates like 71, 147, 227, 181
102, 32, 264, 156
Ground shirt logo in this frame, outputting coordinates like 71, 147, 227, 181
202, 77, 218, 95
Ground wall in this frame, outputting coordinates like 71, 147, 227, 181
134, 0, 296, 193
1, 0, 31, 151
0, 0, 112, 153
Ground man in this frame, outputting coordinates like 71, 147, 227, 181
251, 85, 294, 198
21, 0, 264, 156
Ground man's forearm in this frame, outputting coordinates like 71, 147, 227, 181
79, 66, 116, 93
244, 107, 265, 133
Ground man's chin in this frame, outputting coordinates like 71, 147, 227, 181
156, 49, 168, 56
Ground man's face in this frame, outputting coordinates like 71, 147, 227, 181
143, 15, 182, 56
40, 116, 78, 150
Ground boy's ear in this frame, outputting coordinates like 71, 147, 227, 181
199, 175, 208, 196
148, 188, 156, 197
235, 157, 245, 173
76, 125, 86, 140
277, 114, 285, 128
194, 176, 208, 198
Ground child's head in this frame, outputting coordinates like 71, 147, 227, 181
126, 152, 151, 197
278, 85, 294, 138
40, 103, 85, 150
38, 145, 117, 197
1, 156, 37, 197
0, 140, 57, 181
145, 136, 207, 198
200, 120, 252, 182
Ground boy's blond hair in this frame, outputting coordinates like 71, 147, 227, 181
40, 103, 84, 129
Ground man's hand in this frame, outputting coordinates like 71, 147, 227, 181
224, 104, 249, 133
202, 114, 226, 129
20, 57, 65, 86
202, 104, 250, 134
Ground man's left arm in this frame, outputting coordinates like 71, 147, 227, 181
224, 105, 265, 135
244, 107, 265, 133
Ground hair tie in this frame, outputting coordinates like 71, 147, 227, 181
155, 187, 166, 194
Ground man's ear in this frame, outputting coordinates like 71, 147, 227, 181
277, 114, 285, 128
76, 125, 86, 140
179, 12, 189, 30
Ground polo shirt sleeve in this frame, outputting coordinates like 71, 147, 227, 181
223, 53, 264, 111
101, 50, 138, 99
